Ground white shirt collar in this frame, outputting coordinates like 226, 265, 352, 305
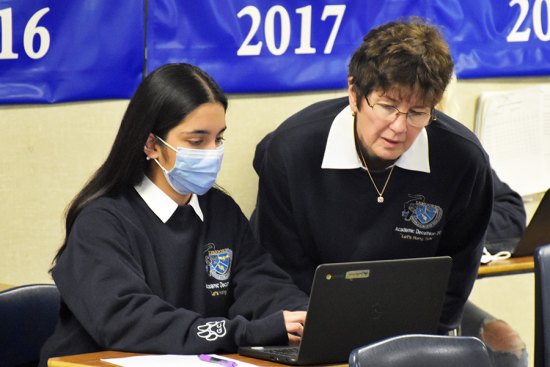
321, 105, 430, 173
134, 175, 204, 223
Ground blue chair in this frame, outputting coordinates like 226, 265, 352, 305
0, 284, 60, 367
535, 244, 550, 367
349, 334, 493, 367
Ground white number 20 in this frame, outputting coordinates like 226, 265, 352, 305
507, 0, 550, 42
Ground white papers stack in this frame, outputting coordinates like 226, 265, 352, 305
474, 84, 550, 196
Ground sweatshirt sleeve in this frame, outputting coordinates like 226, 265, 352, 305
229, 212, 309, 321
486, 169, 526, 241
436, 161, 494, 332
250, 134, 319, 293
52, 205, 289, 354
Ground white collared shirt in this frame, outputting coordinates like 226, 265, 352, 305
134, 175, 204, 223
321, 105, 431, 173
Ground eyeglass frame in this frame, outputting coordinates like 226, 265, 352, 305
364, 97, 435, 128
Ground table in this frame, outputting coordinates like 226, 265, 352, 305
48, 351, 346, 367
477, 256, 534, 278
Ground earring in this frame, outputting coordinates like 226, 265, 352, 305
351, 103, 358, 117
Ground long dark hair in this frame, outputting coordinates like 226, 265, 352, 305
52, 63, 227, 267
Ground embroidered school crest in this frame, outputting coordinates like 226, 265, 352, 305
402, 194, 443, 229
205, 247, 233, 281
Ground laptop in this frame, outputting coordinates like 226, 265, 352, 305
485, 188, 550, 257
238, 257, 452, 365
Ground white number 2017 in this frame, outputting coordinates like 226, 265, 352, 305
237, 4, 346, 56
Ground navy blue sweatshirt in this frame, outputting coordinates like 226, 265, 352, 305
251, 97, 494, 332
487, 170, 526, 242
39, 187, 308, 366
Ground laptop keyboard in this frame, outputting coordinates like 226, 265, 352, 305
268, 347, 299, 357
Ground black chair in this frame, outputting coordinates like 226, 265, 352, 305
0, 284, 60, 367
349, 334, 493, 367
535, 244, 550, 367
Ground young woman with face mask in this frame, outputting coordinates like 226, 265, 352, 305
39, 64, 307, 366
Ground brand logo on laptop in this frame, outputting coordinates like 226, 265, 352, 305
204, 245, 233, 281
401, 194, 443, 229
197, 320, 227, 341
345, 270, 370, 280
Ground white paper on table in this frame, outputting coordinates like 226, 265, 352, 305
101, 354, 259, 367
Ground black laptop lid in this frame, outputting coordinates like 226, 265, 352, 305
296, 257, 452, 364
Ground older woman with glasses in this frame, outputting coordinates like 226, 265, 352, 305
251, 18, 493, 337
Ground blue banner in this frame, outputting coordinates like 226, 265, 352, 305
147, 0, 550, 93
0, 1, 143, 104
1, 1, 548, 102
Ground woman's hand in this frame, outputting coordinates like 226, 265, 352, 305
283, 310, 307, 345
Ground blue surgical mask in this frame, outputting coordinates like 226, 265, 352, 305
152, 136, 224, 195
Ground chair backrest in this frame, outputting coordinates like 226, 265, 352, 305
535, 243, 550, 367
0, 284, 60, 367
349, 334, 493, 367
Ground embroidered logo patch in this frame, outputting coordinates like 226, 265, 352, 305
197, 320, 227, 341
205, 247, 233, 281
402, 194, 443, 229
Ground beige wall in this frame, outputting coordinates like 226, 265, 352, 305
1, 91, 345, 285
2, 76, 549, 366
4, 76, 549, 285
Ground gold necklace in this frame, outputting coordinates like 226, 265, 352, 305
356, 142, 395, 204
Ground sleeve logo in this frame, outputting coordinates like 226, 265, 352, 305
197, 320, 227, 341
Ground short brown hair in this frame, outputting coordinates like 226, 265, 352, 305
348, 17, 454, 108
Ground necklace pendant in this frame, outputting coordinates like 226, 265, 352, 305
377, 196, 384, 203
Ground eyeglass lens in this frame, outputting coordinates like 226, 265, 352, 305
371, 104, 431, 127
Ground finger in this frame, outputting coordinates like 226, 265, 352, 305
286, 322, 304, 336
288, 333, 301, 346
283, 310, 307, 323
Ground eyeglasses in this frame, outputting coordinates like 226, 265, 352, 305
365, 97, 434, 128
